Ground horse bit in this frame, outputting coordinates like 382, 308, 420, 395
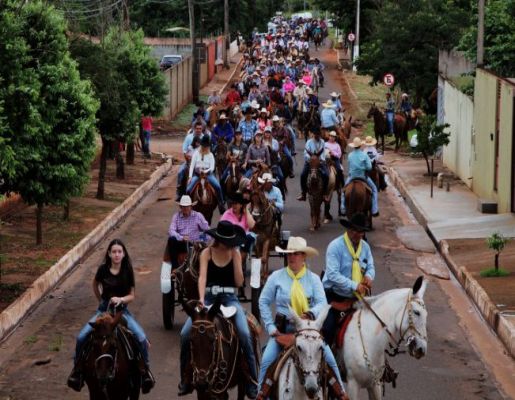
291, 329, 325, 388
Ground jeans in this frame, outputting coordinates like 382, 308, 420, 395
143, 130, 151, 154
180, 293, 258, 382
331, 157, 345, 185
340, 176, 378, 214
300, 161, 328, 194
385, 111, 394, 134
75, 301, 149, 365
177, 162, 189, 196
281, 145, 294, 171
257, 322, 343, 390
187, 173, 224, 203
241, 233, 256, 254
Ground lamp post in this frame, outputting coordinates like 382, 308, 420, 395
353, 0, 360, 71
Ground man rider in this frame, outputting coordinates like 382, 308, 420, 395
297, 127, 328, 201
176, 123, 205, 201
258, 172, 284, 228
321, 213, 375, 345
212, 113, 234, 145
400, 93, 413, 119
271, 115, 294, 178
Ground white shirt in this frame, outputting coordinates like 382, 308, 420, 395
188, 149, 215, 178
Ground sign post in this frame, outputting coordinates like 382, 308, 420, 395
383, 73, 395, 87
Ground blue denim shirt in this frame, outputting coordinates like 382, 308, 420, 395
264, 185, 283, 212
320, 108, 339, 128
304, 138, 326, 162
322, 235, 375, 298
259, 267, 328, 335
347, 149, 372, 179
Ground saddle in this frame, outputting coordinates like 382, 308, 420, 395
344, 177, 372, 195
191, 177, 217, 198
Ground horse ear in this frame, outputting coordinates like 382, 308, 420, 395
89, 321, 96, 329
413, 276, 427, 298
112, 310, 123, 328
288, 305, 303, 329
314, 304, 331, 331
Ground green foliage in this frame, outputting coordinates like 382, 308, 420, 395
487, 232, 508, 254
458, 0, 515, 77
414, 115, 450, 157
355, 0, 471, 104
0, 1, 99, 207
479, 268, 510, 278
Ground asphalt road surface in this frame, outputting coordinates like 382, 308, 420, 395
0, 44, 509, 400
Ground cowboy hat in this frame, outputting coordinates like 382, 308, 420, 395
306, 87, 314, 95
275, 236, 319, 257
260, 108, 269, 115
339, 213, 371, 232
364, 136, 377, 146
322, 99, 336, 108
250, 101, 260, 109
200, 135, 211, 147
277, 57, 285, 63
219, 113, 228, 119
176, 195, 197, 207
264, 125, 273, 132
257, 172, 276, 184
329, 130, 337, 137
272, 115, 281, 122
348, 137, 363, 148
329, 91, 340, 97
206, 221, 247, 247
228, 192, 250, 205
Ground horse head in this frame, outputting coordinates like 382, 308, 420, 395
288, 305, 330, 399
249, 190, 268, 222
401, 276, 428, 359
367, 103, 379, 119
88, 311, 123, 385
183, 299, 222, 391
309, 154, 320, 170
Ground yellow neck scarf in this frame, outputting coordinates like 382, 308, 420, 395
286, 265, 309, 316
343, 232, 363, 284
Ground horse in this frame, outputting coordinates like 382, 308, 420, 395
183, 300, 257, 400
276, 305, 332, 400
313, 32, 323, 50
343, 179, 372, 229
342, 116, 352, 139
367, 104, 407, 152
190, 173, 218, 225
336, 277, 428, 400
324, 156, 343, 224
215, 139, 228, 180
223, 156, 242, 200
249, 189, 278, 281
307, 155, 324, 231
83, 312, 141, 400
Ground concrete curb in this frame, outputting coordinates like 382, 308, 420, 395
218, 55, 243, 96
388, 164, 515, 359
0, 159, 173, 342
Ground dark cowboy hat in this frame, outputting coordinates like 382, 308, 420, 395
228, 192, 250, 205
339, 213, 371, 232
206, 221, 247, 247
200, 135, 211, 147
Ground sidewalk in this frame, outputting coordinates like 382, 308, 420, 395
200, 53, 243, 97
384, 152, 515, 359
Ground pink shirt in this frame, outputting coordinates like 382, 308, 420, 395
220, 209, 249, 233
302, 75, 312, 86
257, 118, 271, 131
282, 81, 296, 93
325, 141, 342, 159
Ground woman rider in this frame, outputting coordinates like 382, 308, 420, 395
262, 125, 285, 185
221, 129, 248, 185
243, 130, 271, 178
256, 236, 347, 400
179, 221, 259, 398
67, 239, 155, 394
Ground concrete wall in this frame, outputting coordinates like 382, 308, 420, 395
439, 49, 475, 79
229, 40, 238, 58
442, 80, 474, 187
162, 56, 193, 120
498, 80, 515, 212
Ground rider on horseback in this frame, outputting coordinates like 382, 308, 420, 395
220, 129, 248, 186
271, 115, 295, 178
176, 123, 204, 201
211, 113, 234, 147
321, 213, 375, 345
243, 131, 271, 178
400, 92, 413, 120
321, 99, 339, 132
385, 92, 395, 134
325, 131, 345, 184
297, 127, 328, 201
258, 172, 284, 228
340, 137, 379, 217
263, 126, 285, 184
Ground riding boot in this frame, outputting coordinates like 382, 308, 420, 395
326, 365, 348, 400
141, 365, 156, 394
66, 364, 84, 392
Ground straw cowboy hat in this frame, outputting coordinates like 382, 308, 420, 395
206, 221, 247, 247
257, 172, 276, 184
275, 236, 319, 257
329, 91, 340, 97
348, 137, 364, 148
322, 99, 336, 108
364, 136, 377, 146
176, 195, 197, 207
340, 213, 371, 232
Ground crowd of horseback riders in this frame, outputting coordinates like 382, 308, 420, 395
66, 14, 429, 400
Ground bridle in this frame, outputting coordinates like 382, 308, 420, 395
291, 328, 325, 389
92, 333, 119, 397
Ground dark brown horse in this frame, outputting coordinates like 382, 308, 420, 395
191, 173, 218, 225
215, 139, 228, 180
344, 179, 372, 229
223, 157, 242, 200
83, 312, 141, 400
307, 155, 324, 231
183, 300, 248, 400
367, 104, 407, 152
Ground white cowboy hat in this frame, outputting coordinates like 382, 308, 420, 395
264, 125, 273, 132
322, 99, 335, 108
275, 236, 319, 257
348, 137, 364, 148
329, 130, 337, 137
260, 108, 269, 115
329, 91, 340, 97
401, 93, 409, 98
306, 87, 314, 95
272, 115, 281, 122
257, 172, 276, 184
364, 136, 378, 146
219, 113, 228, 119
250, 101, 260, 109
176, 195, 197, 207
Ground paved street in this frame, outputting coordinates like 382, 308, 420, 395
0, 43, 511, 400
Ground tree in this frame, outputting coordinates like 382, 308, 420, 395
355, 0, 471, 106
486, 233, 509, 274
0, 1, 99, 244
458, 0, 515, 77
413, 115, 450, 176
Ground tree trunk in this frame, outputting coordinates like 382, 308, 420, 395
63, 199, 70, 221
422, 151, 431, 176
0, 229, 3, 284
36, 203, 43, 245
126, 142, 135, 165
495, 253, 499, 272
97, 138, 108, 200
115, 141, 125, 179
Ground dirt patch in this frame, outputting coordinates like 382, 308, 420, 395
447, 239, 515, 310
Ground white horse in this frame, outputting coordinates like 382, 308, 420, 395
277, 305, 331, 400
338, 276, 428, 400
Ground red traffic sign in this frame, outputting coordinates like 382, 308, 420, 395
347, 33, 356, 42
383, 73, 395, 87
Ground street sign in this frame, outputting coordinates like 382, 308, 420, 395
347, 32, 355, 42
383, 73, 395, 87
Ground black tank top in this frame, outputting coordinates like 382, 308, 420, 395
206, 250, 236, 287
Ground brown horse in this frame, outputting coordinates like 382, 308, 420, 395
307, 155, 324, 231
324, 157, 343, 224
191, 174, 218, 225
183, 300, 257, 400
215, 139, 228, 180
344, 179, 372, 229
367, 104, 407, 152
249, 189, 278, 281
83, 312, 141, 400
223, 157, 242, 200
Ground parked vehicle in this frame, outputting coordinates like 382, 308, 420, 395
159, 54, 183, 70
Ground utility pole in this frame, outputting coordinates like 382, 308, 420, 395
188, 0, 199, 103
353, 0, 360, 71
122, 0, 130, 31
224, 0, 229, 68
477, 0, 485, 67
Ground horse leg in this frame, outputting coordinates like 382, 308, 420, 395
346, 378, 360, 400
367, 383, 382, 400
323, 200, 332, 223
261, 238, 270, 281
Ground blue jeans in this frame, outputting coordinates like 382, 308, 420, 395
180, 293, 258, 382
300, 161, 328, 194
281, 145, 294, 171
341, 176, 378, 214
177, 162, 189, 194
143, 130, 151, 154
187, 173, 224, 203
75, 302, 149, 365
385, 111, 394, 134
257, 322, 343, 390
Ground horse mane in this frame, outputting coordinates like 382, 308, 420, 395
355, 288, 412, 309
95, 313, 114, 325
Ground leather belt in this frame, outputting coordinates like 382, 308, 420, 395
206, 286, 237, 295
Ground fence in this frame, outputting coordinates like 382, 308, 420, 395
161, 56, 193, 120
